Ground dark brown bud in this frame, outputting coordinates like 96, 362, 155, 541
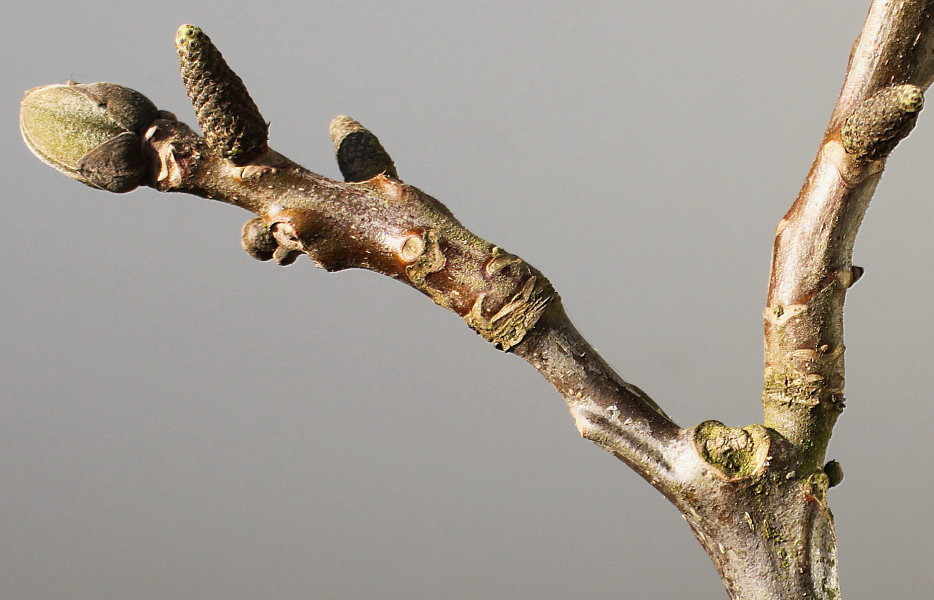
849, 265, 864, 287
824, 460, 844, 488
72, 82, 160, 134
76, 132, 148, 193
329, 115, 398, 182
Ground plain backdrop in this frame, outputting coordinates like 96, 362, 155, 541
3, 2, 932, 599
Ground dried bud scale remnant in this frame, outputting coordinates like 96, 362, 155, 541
176, 24, 268, 162
840, 84, 924, 160
465, 275, 555, 351
272, 246, 301, 266
329, 115, 398, 182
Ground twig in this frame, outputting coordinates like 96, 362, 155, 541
763, 0, 934, 469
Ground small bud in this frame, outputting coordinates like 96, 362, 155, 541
329, 115, 397, 182
824, 460, 844, 488
841, 84, 924, 160
241, 218, 277, 261
20, 81, 158, 189
849, 265, 864, 287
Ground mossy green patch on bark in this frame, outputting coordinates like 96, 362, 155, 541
692, 421, 770, 480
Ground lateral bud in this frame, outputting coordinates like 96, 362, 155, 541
840, 84, 924, 160
848, 265, 864, 287
176, 24, 268, 163
329, 115, 398, 182
241, 218, 277, 261
824, 460, 844, 488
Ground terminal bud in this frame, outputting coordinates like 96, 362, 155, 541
20, 81, 158, 192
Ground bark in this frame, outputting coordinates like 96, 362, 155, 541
764, 1, 934, 474
18, 3, 934, 598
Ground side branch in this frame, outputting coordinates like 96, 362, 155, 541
141, 115, 684, 483
18, 24, 686, 485
764, 0, 934, 467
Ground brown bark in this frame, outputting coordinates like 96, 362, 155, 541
764, 0, 934, 471
19, 3, 934, 598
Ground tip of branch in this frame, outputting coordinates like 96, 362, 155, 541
20, 81, 157, 192
329, 115, 398, 182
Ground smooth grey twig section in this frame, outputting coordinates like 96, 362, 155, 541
511, 299, 683, 488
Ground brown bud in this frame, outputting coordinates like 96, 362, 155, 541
75, 132, 148, 193
72, 82, 160, 134
849, 265, 864, 287
824, 460, 844, 488
241, 218, 277, 261
329, 115, 397, 182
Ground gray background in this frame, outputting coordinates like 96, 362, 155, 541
3, 2, 932, 598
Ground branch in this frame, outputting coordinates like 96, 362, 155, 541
764, 0, 934, 467
24, 14, 932, 598
512, 300, 681, 482
20, 25, 684, 490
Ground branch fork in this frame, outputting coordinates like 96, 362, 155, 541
19, 6, 934, 598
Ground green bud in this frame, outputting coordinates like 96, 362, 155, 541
176, 25, 268, 162
20, 81, 158, 190
840, 84, 924, 160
